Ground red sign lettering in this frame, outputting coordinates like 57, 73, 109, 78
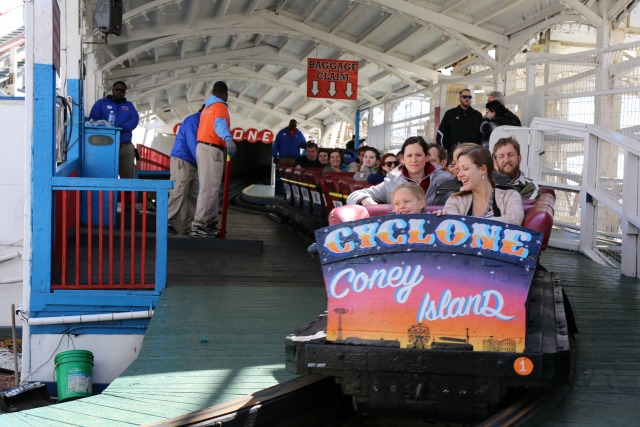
231, 128, 274, 144
307, 58, 358, 100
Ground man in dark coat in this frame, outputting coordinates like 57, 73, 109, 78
436, 88, 483, 153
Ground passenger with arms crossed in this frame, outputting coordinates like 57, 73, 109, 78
492, 137, 539, 199
392, 183, 426, 214
346, 136, 450, 206
435, 145, 524, 226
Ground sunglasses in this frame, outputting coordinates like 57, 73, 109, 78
460, 95, 472, 99
114, 88, 127, 93
385, 161, 400, 167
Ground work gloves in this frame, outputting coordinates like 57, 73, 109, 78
225, 138, 236, 157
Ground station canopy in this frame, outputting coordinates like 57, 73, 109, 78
91, 0, 640, 133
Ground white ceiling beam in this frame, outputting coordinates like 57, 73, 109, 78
215, 0, 231, 22
444, 27, 497, 67
107, 45, 276, 78
384, 24, 422, 54
503, 4, 566, 36
608, 0, 638, 21
167, 85, 179, 106
179, 39, 187, 60
306, 105, 326, 121
186, 80, 201, 103
278, 37, 293, 53
505, 13, 587, 63
288, 97, 307, 115
185, 0, 200, 29
244, 0, 259, 17
256, 9, 439, 83
440, 0, 465, 15
359, 15, 393, 45
105, 15, 250, 46
100, 23, 307, 71
412, 36, 451, 63
235, 82, 250, 100
271, 91, 291, 110
205, 35, 216, 55
130, 67, 363, 114
276, 0, 290, 14
473, 0, 527, 26
365, 0, 508, 47
232, 95, 322, 129
330, 3, 361, 35
255, 87, 272, 104
156, 7, 163, 35
229, 34, 240, 50
560, 0, 604, 28
303, 0, 325, 25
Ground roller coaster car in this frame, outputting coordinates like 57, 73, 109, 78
285, 193, 576, 422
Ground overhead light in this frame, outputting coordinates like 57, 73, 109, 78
474, 89, 485, 94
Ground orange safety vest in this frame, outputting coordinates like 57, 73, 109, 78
196, 101, 230, 148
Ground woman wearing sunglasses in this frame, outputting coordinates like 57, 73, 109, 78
379, 153, 399, 176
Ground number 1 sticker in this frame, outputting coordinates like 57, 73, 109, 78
514, 357, 534, 376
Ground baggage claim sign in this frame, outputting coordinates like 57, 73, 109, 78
307, 58, 358, 100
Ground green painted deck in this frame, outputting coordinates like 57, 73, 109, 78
1, 209, 640, 426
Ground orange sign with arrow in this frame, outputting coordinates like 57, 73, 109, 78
307, 58, 358, 100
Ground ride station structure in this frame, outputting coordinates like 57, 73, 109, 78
1, 0, 640, 425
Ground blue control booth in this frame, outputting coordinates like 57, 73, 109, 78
81, 125, 120, 224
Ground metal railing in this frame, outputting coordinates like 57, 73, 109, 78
493, 118, 640, 277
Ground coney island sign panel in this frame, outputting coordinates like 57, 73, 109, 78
314, 214, 543, 353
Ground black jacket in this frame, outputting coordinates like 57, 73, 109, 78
437, 105, 483, 152
480, 111, 522, 146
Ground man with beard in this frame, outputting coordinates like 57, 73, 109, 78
492, 137, 539, 199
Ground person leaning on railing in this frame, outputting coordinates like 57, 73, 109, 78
89, 81, 140, 178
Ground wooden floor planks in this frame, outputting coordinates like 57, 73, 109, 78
540, 249, 640, 426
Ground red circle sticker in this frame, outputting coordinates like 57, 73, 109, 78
513, 357, 534, 376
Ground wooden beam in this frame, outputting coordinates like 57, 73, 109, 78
257, 9, 439, 83
366, 0, 508, 47
107, 45, 276, 78
560, 0, 604, 28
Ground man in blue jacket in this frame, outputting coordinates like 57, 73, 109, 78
89, 81, 140, 178
167, 107, 202, 234
272, 119, 306, 196
272, 119, 306, 165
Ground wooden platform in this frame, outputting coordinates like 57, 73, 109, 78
1, 209, 639, 426
539, 249, 640, 426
